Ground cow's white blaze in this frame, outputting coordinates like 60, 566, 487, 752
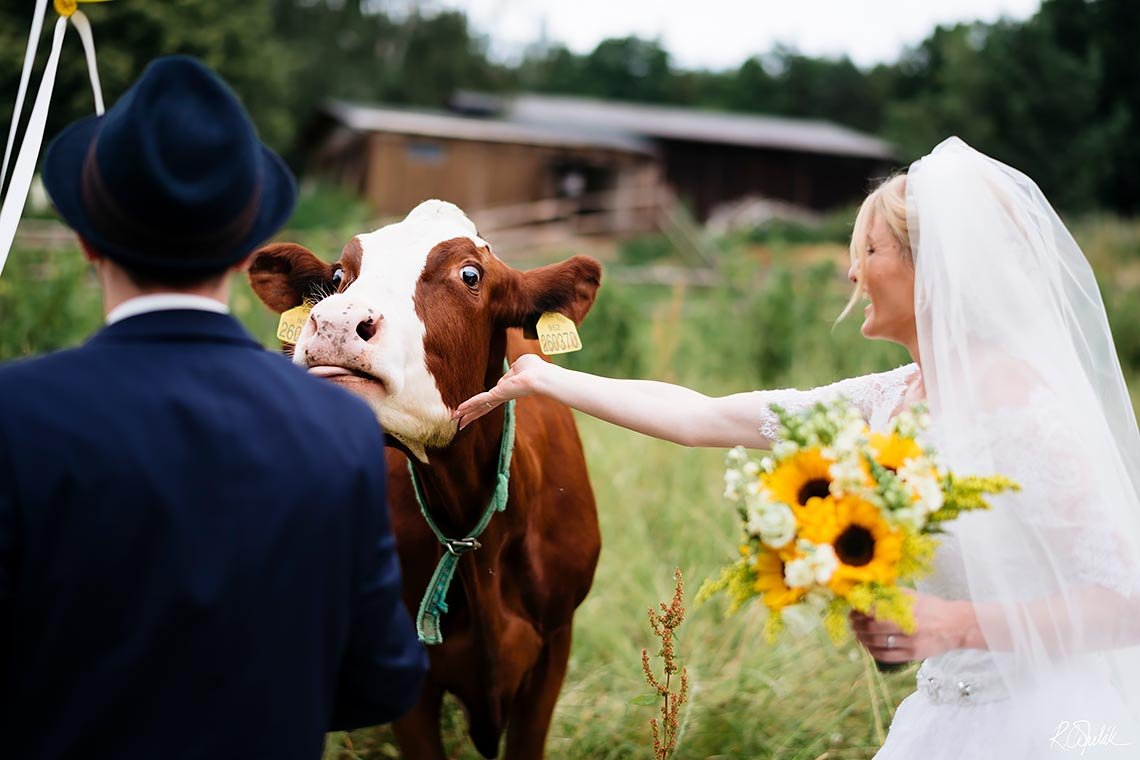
294, 200, 487, 462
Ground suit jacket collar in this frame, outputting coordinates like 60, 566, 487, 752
86, 309, 263, 349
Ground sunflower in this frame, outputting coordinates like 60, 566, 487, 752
869, 432, 924, 473
763, 447, 835, 509
798, 495, 904, 596
752, 549, 806, 611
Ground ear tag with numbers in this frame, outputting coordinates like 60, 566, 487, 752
276, 304, 312, 344
536, 312, 582, 355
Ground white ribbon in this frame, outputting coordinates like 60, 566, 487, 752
0, 8, 105, 278
0, 0, 50, 195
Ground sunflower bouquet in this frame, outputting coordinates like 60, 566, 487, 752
699, 399, 1018, 643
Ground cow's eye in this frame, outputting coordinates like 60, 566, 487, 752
460, 265, 481, 289
331, 268, 344, 290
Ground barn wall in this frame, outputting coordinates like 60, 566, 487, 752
362, 135, 552, 216
660, 140, 894, 219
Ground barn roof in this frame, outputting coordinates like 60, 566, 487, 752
505, 94, 897, 160
322, 100, 656, 156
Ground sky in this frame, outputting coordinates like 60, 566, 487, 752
429, 0, 1043, 70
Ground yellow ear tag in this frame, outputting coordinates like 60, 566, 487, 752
276, 304, 312, 344
536, 312, 582, 355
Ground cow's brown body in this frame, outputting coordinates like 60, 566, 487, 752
249, 200, 603, 758
387, 333, 599, 759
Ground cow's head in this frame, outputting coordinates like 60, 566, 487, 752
249, 200, 601, 461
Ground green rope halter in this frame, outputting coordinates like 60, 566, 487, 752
408, 396, 516, 645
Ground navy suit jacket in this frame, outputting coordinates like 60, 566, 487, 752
0, 309, 427, 759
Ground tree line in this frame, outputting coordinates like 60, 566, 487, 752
1, 0, 1137, 212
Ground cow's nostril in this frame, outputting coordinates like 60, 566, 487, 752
356, 316, 379, 342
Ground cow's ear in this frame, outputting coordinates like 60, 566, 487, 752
248, 243, 334, 314
495, 255, 602, 335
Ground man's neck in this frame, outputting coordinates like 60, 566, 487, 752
98, 263, 230, 320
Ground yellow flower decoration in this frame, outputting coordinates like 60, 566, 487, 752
798, 495, 904, 597
791, 497, 839, 540
752, 549, 805, 611
869, 432, 923, 472
763, 447, 835, 509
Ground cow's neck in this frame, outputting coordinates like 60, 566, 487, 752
409, 346, 513, 539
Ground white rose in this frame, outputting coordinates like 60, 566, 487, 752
807, 543, 839, 584
784, 557, 815, 588
754, 503, 797, 548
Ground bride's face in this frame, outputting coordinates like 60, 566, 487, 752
850, 213, 915, 344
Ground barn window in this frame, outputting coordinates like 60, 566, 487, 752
406, 141, 446, 165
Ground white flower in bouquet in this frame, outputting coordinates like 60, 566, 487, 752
828, 455, 868, 498
784, 540, 839, 587
744, 502, 797, 548
772, 440, 799, 459
898, 458, 945, 515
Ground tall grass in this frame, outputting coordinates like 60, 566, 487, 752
2, 217, 1138, 759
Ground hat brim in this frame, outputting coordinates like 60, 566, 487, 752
42, 114, 297, 273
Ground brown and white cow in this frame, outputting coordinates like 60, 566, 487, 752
248, 200, 602, 759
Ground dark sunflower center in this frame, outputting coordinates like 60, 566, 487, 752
796, 478, 831, 505
835, 525, 876, 566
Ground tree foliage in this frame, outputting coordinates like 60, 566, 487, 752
1, 0, 1137, 211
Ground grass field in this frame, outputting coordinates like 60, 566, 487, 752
2, 210, 1138, 759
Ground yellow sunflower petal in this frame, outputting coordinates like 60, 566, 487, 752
752, 550, 806, 611
763, 447, 836, 508
869, 432, 924, 472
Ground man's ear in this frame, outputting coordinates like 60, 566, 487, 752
248, 243, 334, 314
495, 255, 602, 335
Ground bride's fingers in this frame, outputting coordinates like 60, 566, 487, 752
454, 399, 500, 429
453, 389, 503, 418
852, 618, 893, 636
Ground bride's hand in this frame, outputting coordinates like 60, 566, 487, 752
452, 354, 551, 429
849, 590, 977, 663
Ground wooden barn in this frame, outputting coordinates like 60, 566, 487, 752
303, 93, 896, 233
303, 100, 663, 235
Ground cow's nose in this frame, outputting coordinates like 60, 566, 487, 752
357, 314, 381, 342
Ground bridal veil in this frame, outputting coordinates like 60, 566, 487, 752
907, 137, 1140, 748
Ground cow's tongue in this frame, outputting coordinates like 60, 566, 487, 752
307, 365, 354, 378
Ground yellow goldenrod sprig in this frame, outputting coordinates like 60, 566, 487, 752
926, 474, 1020, 530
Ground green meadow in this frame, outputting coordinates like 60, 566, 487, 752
2, 205, 1138, 759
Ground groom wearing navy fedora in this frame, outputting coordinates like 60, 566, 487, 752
0, 56, 426, 758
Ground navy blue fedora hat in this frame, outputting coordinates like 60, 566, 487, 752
42, 55, 296, 273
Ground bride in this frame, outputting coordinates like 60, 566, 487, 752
454, 137, 1140, 757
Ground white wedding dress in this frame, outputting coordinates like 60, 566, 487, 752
755, 363, 1140, 758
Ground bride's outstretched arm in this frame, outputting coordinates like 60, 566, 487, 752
452, 354, 777, 449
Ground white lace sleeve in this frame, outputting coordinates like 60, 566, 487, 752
986, 390, 1140, 600
753, 364, 916, 442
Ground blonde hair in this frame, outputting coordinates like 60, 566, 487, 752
837, 174, 912, 323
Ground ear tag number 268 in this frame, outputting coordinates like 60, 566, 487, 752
536, 312, 582, 355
